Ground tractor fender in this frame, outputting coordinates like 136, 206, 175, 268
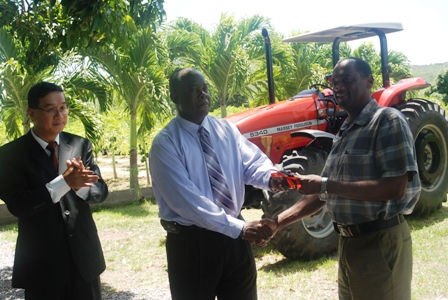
373, 77, 430, 107
291, 129, 335, 152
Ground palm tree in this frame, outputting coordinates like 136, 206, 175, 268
85, 27, 170, 200
166, 13, 272, 117
352, 42, 411, 90
271, 39, 411, 98
1, 0, 167, 146
53, 51, 109, 143
268, 32, 334, 102
0, 28, 37, 138
249, 31, 349, 106
1, 27, 109, 144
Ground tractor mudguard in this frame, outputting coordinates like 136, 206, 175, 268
290, 129, 335, 152
373, 77, 430, 107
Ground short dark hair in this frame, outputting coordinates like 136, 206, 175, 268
340, 57, 372, 78
169, 68, 199, 94
28, 82, 63, 108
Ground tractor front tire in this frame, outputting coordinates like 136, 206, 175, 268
262, 148, 338, 260
398, 99, 448, 216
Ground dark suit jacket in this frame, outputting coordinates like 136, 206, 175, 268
0, 130, 108, 289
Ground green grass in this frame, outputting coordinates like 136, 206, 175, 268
0, 222, 18, 243
406, 204, 448, 300
242, 202, 448, 300
1, 201, 447, 299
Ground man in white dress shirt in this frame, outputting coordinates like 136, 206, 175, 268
150, 68, 286, 300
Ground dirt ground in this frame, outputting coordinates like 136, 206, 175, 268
95, 155, 150, 192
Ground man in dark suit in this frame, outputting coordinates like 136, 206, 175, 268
0, 82, 108, 300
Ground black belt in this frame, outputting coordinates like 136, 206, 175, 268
334, 214, 405, 237
160, 219, 207, 234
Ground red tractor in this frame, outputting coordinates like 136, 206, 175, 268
226, 23, 448, 260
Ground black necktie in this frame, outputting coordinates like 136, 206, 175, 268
46, 141, 58, 171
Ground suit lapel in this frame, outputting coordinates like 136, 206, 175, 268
57, 133, 80, 225
58, 132, 74, 174
25, 131, 58, 176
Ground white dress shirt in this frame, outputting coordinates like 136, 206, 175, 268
150, 115, 276, 239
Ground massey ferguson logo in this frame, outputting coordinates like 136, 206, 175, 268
244, 119, 323, 139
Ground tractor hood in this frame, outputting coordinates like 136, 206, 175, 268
225, 105, 270, 123
225, 96, 322, 139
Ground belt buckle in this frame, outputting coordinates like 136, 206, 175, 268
337, 224, 352, 237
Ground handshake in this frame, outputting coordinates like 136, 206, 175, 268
241, 219, 279, 247
239, 171, 326, 246
239, 171, 299, 246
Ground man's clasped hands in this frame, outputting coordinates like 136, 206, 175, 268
63, 157, 100, 191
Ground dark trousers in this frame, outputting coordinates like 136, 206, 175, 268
166, 228, 257, 300
24, 259, 102, 300
338, 218, 412, 300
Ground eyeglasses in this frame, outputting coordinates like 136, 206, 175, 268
35, 106, 68, 116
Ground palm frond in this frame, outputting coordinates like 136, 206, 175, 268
0, 28, 17, 62
66, 99, 102, 144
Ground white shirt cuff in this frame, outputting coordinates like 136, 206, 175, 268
46, 175, 70, 204
46, 176, 90, 203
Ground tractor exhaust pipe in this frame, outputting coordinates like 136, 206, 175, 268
262, 28, 275, 104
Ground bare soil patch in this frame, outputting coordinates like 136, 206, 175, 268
96, 155, 150, 192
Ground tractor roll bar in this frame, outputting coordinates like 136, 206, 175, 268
262, 28, 276, 104
369, 28, 390, 88
331, 28, 390, 88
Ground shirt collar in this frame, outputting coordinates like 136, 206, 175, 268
30, 128, 60, 150
176, 115, 211, 136
340, 99, 378, 131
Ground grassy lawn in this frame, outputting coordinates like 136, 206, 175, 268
1, 200, 447, 300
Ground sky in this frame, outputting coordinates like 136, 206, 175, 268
163, 0, 448, 66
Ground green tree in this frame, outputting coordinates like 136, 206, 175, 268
0, 120, 9, 146
0, 31, 107, 143
0, 0, 166, 141
431, 69, 448, 104
0, 0, 170, 200
100, 108, 130, 179
267, 32, 338, 102
52, 51, 108, 144
85, 28, 171, 200
352, 42, 411, 90
167, 13, 271, 117
0, 27, 38, 138
0, 0, 166, 68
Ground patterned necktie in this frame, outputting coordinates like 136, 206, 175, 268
46, 141, 58, 171
198, 126, 235, 215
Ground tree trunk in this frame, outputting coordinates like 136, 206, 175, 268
129, 109, 141, 200
111, 149, 118, 179
220, 95, 227, 118
145, 157, 151, 186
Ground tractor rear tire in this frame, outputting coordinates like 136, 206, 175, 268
261, 148, 338, 260
398, 99, 448, 216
